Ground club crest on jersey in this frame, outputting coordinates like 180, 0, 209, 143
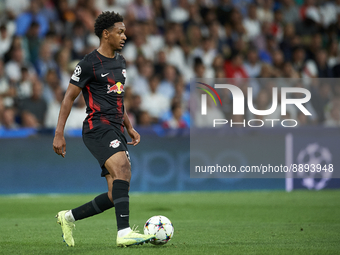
107, 82, 124, 94
122, 69, 126, 78
109, 139, 121, 148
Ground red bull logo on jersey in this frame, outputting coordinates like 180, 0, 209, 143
107, 82, 124, 94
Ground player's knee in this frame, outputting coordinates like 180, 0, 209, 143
122, 162, 131, 181
117, 159, 131, 181
107, 191, 113, 203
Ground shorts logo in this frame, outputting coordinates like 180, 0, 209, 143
107, 82, 124, 94
122, 69, 126, 78
71, 65, 81, 82
109, 139, 121, 148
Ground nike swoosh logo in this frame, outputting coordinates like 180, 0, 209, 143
101, 73, 109, 77
120, 214, 129, 217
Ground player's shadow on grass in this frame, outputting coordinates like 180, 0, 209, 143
128, 243, 176, 249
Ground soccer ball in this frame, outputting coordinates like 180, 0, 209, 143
144, 215, 174, 245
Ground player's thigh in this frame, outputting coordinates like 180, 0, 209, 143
104, 151, 131, 182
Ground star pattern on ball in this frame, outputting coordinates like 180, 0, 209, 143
157, 218, 165, 231
145, 220, 150, 230
165, 233, 171, 242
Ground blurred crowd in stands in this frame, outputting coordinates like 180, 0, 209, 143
0, 0, 340, 131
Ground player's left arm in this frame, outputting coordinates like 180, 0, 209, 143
121, 55, 139, 145
124, 109, 140, 146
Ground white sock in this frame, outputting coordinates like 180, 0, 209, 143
65, 210, 75, 222
117, 227, 132, 237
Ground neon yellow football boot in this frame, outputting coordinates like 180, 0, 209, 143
116, 227, 155, 247
56, 210, 75, 247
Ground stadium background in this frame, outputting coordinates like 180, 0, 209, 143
0, 0, 340, 193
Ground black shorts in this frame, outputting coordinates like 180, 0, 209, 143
82, 125, 130, 177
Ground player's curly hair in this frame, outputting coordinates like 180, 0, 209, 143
94, 11, 124, 38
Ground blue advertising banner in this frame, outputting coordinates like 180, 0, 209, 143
0, 133, 284, 194
1, 128, 338, 194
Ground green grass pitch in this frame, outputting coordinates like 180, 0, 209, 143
0, 190, 339, 255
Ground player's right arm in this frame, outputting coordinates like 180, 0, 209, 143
53, 84, 82, 157
53, 59, 92, 158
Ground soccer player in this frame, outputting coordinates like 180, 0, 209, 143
52, 11, 155, 247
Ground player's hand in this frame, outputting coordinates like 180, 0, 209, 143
53, 135, 66, 158
127, 128, 140, 146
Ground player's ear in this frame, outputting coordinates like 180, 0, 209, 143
102, 29, 109, 39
